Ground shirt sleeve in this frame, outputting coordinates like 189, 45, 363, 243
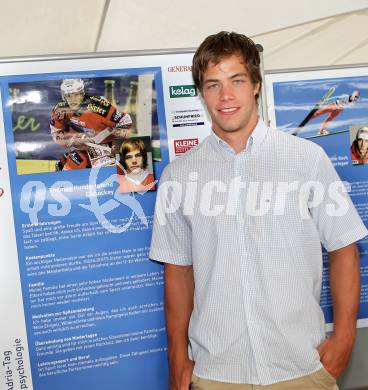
309, 148, 368, 252
149, 165, 192, 265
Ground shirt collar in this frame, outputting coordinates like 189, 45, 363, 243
210, 117, 268, 156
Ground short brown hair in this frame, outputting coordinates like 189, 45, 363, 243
119, 138, 148, 170
192, 31, 262, 97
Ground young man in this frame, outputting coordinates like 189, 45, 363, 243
351, 126, 368, 165
150, 32, 367, 389
117, 138, 155, 192
50, 78, 132, 170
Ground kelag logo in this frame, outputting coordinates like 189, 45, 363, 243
169, 85, 197, 98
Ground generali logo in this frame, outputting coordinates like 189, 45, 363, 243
169, 85, 197, 98
168, 65, 192, 72
174, 138, 199, 155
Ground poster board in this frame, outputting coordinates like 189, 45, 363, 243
265, 64, 368, 330
266, 65, 368, 388
0, 50, 208, 390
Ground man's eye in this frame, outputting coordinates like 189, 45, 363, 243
206, 83, 218, 90
233, 79, 244, 85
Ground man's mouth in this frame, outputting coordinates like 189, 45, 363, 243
219, 107, 238, 114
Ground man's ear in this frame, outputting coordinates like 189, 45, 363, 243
253, 82, 260, 96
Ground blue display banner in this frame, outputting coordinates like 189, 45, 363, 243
1, 67, 169, 390
267, 70, 368, 326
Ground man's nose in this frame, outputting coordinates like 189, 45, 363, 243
219, 83, 234, 101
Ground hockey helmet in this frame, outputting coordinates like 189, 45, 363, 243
61, 78, 85, 100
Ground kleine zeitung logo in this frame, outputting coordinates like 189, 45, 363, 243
174, 138, 199, 155
169, 85, 197, 98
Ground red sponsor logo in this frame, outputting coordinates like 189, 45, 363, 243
174, 138, 199, 155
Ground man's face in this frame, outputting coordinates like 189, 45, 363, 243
201, 54, 259, 138
125, 148, 144, 174
65, 92, 84, 110
357, 138, 368, 157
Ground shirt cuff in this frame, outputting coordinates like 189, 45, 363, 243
324, 224, 368, 252
149, 247, 193, 266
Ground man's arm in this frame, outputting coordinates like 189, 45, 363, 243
318, 242, 360, 378
165, 263, 194, 390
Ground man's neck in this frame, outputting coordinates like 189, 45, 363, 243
213, 116, 259, 154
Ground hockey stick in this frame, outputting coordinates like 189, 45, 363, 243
291, 87, 336, 136
84, 142, 111, 152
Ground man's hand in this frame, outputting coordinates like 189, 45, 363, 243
322, 243, 360, 379
169, 356, 194, 390
318, 332, 355, 378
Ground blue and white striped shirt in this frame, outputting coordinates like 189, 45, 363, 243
150, 119, 367, 385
